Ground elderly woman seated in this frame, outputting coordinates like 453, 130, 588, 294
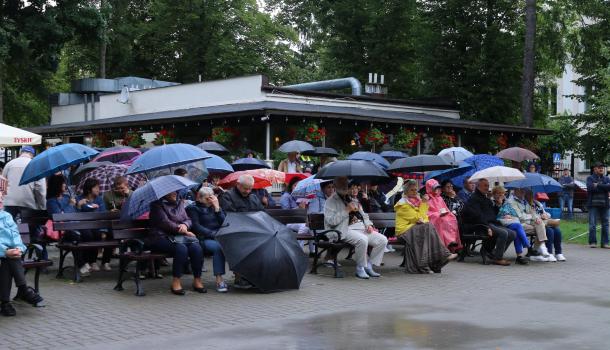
149, 191, 205, 295
395, 180, 457, 274
492, 186, 530, 265
527, 191, 565, 262
186, 187, 228, 293
425, 179, 462, 252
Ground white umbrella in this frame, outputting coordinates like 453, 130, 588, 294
0, 123, 42, 146
469, 166, 525, 184
438, 147, 474, 164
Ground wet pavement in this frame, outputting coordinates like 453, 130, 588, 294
2, 243, 610, 350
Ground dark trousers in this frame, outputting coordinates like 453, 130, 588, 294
486, 224, 516, 259
3, 206, 26, 222
545, 227, 563, 254
64, 230, 113, 268
0, 258, 27, 302
148, 237, 203, 278
200, 239, 226, 276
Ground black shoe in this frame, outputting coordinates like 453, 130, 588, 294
1, 302, 16, 317
170, 288, 186, 296
192, 285, 208, 293
16, 287, 44, 306
515, 256, 529, 265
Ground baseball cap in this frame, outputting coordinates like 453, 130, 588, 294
20, 145, 36, 155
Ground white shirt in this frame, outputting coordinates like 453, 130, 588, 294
287, 161, 297, 173
1, 155, 46, 209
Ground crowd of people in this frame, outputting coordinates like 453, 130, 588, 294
1, 145, 609, 317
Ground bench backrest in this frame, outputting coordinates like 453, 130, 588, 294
367, 212, 395, 229
307, 213, 325, 231
110, 220, 150, 240
19, 208, 49, 225
52, 211, 120, 231
17, 223, 31, 244
266, 208, 308, 225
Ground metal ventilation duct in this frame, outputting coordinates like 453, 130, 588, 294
285, 77, 362, 96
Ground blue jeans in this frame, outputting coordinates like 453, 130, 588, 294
544, 227, 562, 254
148, 237, 203, 278
200, 239, 226, 276
588, 207, 610, 245
507, 223, 529, 255
559, 194, 573, 219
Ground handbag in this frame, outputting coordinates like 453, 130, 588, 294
44, 219, 61, 241
168, 235, 199, 244
591, 192, 607, 207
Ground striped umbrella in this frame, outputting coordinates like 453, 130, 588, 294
76, 163, 145, 193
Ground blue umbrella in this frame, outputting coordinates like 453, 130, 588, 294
19, 143, 99, 185
122, 175, 198, 219
424, 161, 474, 182
379, 150, 408, 161
231, 158, 270, 171
348, 151, 390, 169
451, 154, 504, 188
291, 176, 331, 198
125, 143, 211, 175
505, 173, 562, 193
204, 154, 234, 174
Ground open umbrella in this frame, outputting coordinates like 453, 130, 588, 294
469, 166, 525, 184
348, 151, 390, 169
278, 140, 315, 153
302, 147, 339, 157
387, 155, 452, 173
496, 147, 539, 162
217, 171, 272, 189
231, 158, 271, 171
438, 147, 474, 165
243, 169, 286, 184
91, 146, 141, 165
19, 143, 99, 185
450, 154, 504, 188
315, 160, 388, 180
203, 153, 234, 174
122, 175, 197, 219
76, 163, 146, 193
379, 150, 408, 161
505, 173, 562, 193
196, 141, 229, 155
125, 143, 211, 175
0, 123, 42, 146
424, 161, 474, 183
215, 211, 308, 292
291, 176, 330, 198
285, 172, 308, 185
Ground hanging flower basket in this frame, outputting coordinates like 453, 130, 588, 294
489, 134, 509, 153
91, 132, 111, 148
518, 137, 538, 153
211, 127, 239, 145
358, 128, 387, 148
121, 130, 145, 147
433, 134, 457, 152
393, 129, 422, 150
297, 123, 326, 145
153, 128, 176, 145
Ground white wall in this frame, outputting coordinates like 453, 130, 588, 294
556, 63, 586, 115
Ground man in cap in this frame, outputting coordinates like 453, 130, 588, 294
586, 162, 610, 248
1, 146, 46, 221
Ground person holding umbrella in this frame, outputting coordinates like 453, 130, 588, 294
1, 146, 46, 221
324, 176, 388, 279
148, 191, 205, 295
278, 152, 302, 173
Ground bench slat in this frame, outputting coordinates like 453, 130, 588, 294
52, 211, 120, 222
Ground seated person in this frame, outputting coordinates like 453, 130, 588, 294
186, 187, 229, 293
220, 175, 264, 213
492, 186, 529, 265
103, 176, 131, 211
308, 181, 334, 214
149, 191, 205, 295
506, 188, 553, 262
461, 179, 516, 266
457, 177, 475, 203
440, 180, 464, 216
528, 191, 565, 262
361, 184, 390, 213
252, 188, 275, 208
324, 177, 388, 279
1, 192, 44, 316
395, 180, 457, 274
425, 179, 462, 252
280, 177, 304, 210
76, 178, 113, 272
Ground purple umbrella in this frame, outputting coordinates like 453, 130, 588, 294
92, 146, 142, 165
496, 147, 539, 162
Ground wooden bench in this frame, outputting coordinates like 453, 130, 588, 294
308, 213, 350, 278
367, 212, 405, 266
457, 218, 492, 264
52, 211, 121, 282
16, 224, 53, 293
111, 219, 167, 296
265, 208, 314, 241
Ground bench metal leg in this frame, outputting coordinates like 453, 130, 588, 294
114, 258, 127, 292
332, 253, 344, 278
310, 243, 320, 274
134, 261, 145, 296
72, 251, 82, 283
56, 249, 67, 278
34, 268, 41, 293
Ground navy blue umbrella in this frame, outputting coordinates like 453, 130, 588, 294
231, 158, 271, 171
19, 143, 99, 185
125, 143, 212, 175
505, 173, 562, 193
122, 175, 198, 219
315, 160, 388, 180
379, 150, 408, 161
451, 154, 504, 188
196, 141, 229, 155
387, 155, 452, 173
348, 151, 390, 169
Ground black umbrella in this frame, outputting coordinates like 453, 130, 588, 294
278, 140, 315, 153
215, 212, 308, 292
387, 155, 453, 173
315, 160, 388, 180
302, 147, 339, 157
231, 158, 271, 171
197, 141, 229, 155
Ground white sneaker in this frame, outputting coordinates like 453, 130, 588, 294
79, 265, 91, 276
546, 254, 557, 262
102, 263, 112, 271
555, 254, 566, 262
530, 255, 549, 262
538, 244, 550, 257
386, 244, 396, 252
89, 263, 100, 272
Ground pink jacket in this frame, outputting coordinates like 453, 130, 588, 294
425, 179, 461, 248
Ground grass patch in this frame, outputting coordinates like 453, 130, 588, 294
561, 220, 593, 245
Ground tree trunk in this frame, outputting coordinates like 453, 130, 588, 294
0, 69, 4, 124
521, 0, 536, 127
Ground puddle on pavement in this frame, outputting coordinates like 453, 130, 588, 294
210, 308, 569, 350
523, 292, 610, 309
